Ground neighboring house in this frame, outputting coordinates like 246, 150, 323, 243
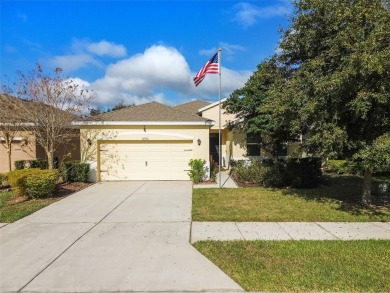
77, 99, 298, 182
0, 95, 80, 173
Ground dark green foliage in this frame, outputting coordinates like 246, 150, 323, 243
60, 161, 90, 182
233, 158, 322, 188
29, 160, 48, 169
8, 168, 57, 198
223, 59, 294, 156
188, 159, 207, 184
285, 158, 322, 188
233, 159, 286, 188
277, 0, 390, 161
14, 160, 25, 170
14, 160, 48, 170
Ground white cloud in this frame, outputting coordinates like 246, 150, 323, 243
91, 45, 192, 106
233, 2, 291, 29
49, 54, 100, 72
86, 40, 127, 57
48, 39, 127, 73
89, 45, 251, 108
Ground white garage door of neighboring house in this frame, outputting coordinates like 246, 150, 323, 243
99, 140, 193, 181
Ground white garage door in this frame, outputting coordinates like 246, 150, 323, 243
99, 140, 193, 181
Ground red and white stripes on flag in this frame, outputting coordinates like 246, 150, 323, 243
193, 52, 219, 87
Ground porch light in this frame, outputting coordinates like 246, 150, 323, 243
87, 138, 92, 146
197, 138, 201, 146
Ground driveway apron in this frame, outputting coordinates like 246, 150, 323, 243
0, 181, 242, 293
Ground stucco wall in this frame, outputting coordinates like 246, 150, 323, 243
80, 125, 210, 181
201, 105, 237, 130
0, 132, 36, 173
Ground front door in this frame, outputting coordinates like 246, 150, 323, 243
209, 133, 220, 164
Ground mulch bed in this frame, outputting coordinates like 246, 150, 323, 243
54, 182, 94, 198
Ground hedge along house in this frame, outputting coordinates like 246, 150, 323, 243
0, 94, 80, 173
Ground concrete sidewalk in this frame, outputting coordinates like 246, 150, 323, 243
191, 221, 390, 242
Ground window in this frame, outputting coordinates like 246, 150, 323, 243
246, 133, 261, 156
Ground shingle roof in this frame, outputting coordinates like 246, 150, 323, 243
91, 101, 209, 122
174, 100, 211, 114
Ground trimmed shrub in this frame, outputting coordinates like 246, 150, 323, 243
25, 170, 57, 198
285, 157, 322, 188
233, 159, 286, 187
14, 160, 25, 170
14, 159, 48, 170
60, 161, 90, 182
0, 173, 9, 188
188, 159, 207, 184
8, 169, 57, 198
232, 157, 322, 188
30, 160, 48, 169
8, 169, 34, 195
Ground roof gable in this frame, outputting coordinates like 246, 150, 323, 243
198, 98, 227, 113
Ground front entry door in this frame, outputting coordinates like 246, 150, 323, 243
209, 133, 220, 164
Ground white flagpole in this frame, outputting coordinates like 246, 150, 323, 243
218, 48, 222, 188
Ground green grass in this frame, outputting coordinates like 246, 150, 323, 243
193, 175, 390, 222
194, 240, 390, 292
0, 191, 60, 223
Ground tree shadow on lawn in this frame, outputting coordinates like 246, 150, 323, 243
281, 174, 390, 217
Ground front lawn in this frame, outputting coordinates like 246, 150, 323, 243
192, 175, 390, 222
0, 191, 60, 223
194, 240, 390, 292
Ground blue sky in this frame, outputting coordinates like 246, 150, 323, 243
1, 0, 292, 109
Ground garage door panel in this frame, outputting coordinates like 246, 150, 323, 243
99, 141, 192, 181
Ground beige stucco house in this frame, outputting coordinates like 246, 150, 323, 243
78, 99, 296, 182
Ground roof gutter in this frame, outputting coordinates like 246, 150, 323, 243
72, 120, 215, 126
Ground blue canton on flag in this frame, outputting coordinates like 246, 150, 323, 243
193, 52, 219, 87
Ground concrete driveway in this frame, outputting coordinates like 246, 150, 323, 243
0, 181, 242, 293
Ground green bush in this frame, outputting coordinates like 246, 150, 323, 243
0, 173, 9, 188
30, 160, 48, 169
14, 159, 48, 170
188, 159, 207, 183
326, 159, 360, 175
8, 169, 57, 198
60, 161, 90, 182
233, 157, 322, 188
8, 169, 33, 195
25, 170, 57, 198
233, 159, 286, 187
285, 157, 322, 188
14, 160, 25, 170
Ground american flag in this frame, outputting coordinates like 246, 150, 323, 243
193, 52, 219, 86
